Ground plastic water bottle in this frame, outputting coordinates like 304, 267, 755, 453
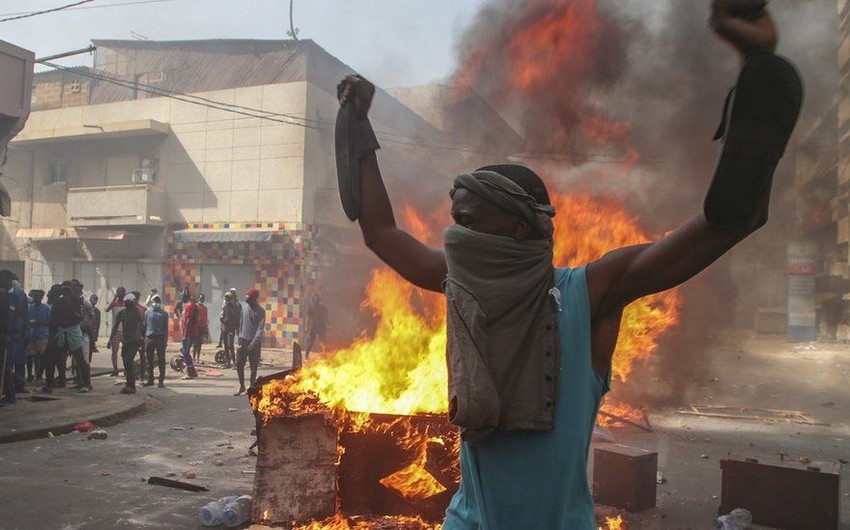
222, 495, 252, 527
715, 508, 753, 530
199, 495, 239, 527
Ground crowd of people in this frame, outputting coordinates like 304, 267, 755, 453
0, 272, 269, 403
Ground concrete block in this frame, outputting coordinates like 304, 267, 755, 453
251, 415, 337, 526
593, 444, 657, 512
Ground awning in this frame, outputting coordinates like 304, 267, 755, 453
11, 119, 170, 146
172, 229, 274, 243
16, 228, 128, 240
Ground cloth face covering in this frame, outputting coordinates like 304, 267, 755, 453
443, 170, 560, 443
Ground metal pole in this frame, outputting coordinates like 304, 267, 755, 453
35, 45, 96, 64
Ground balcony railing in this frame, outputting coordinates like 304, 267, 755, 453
67, 184, 166, 227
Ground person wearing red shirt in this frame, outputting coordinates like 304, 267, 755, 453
193, 294, 209, 363
179, 291, 199, 379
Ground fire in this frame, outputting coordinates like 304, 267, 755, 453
260, 268, 447, 418
600, 514, 626, 530
379, 460, 447, 501
253, 0, 680, 525
293, 514, 441, 530
454, 0, 637, 164
551, 192, 680, 383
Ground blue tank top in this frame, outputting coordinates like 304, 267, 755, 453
443, 266, 609, 530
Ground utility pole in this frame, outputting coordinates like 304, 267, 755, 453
287, 0, 299, 40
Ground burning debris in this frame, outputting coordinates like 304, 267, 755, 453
249, 371, 460, 527
247, 194, 675, 528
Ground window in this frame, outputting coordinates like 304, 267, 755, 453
69, 80, 81, 93
49, 160, 68, 184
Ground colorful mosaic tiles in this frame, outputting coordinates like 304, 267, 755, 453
164, 221, 321, 348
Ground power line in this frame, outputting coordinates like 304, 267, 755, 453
40, 57, 323, 127
0, 0, 175, 19
38, 61, 697, 165
40, 60, 324, 130
0, 0, 95, 23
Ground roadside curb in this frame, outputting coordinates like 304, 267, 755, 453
0, 394, 151, 444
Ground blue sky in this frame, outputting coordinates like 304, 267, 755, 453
0, 0, 485, 87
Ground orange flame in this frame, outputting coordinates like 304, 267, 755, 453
293, 514, 442, 530
255, 193, 679, 421
599, 514, 626, 530
551, 192, 680, 383
253, 0, 678, 526
454, 0, 637, 165
380, 459, 447, 501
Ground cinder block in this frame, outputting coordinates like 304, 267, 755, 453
720, 452, 840, 530
593, 444, 657, 512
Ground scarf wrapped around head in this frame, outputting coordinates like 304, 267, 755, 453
452, 170, 556, 238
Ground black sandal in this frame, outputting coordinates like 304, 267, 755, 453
704, 53, 804, 230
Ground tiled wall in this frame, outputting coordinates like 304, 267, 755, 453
165, 221, 321, 348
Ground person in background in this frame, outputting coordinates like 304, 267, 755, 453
27, 289, 50, 386
234, 288, 265, 396
145, 287, 159, 307
6, 275, 30, 394
46, 281, 90, 394
73, 280, 94, 373
144, 294, 169, 388
105, 286, 126, 376
193, 293, 209, 363
109, 293, 143, 394
179, 290, 200, 379
220, 290, 241, 368
39, 284, 63, 390
0, 272, 14, 403
303, 294, 329, 360
89, 294, 101, 354
131, 290, 148, 380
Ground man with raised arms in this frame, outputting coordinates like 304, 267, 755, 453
337, 1, 801, 527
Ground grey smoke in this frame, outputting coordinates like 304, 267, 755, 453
446, 0, 837, 406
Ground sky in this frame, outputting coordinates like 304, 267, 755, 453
0, 0, 485, 87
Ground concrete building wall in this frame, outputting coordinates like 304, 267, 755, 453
31, 73, 92, 111
14, 81, 310, 226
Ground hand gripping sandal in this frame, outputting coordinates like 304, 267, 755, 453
335, 94, 380, 222
704, 52, 804, 230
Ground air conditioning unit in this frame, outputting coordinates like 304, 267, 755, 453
132, 168, 156, 183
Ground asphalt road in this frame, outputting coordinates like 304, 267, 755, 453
0, 348, 275, 530
0, 337, 847, 530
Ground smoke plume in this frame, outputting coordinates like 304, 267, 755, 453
445, 0, 837, 406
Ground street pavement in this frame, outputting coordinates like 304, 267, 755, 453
0, 342, 292, 530
0, 336, 847, 529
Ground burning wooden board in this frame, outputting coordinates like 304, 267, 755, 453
249, 372, 460, 527
251, 414, 337, 525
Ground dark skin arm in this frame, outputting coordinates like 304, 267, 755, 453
337, 77, 447, 293
341, 0, 776, 375
358, 153, 448, 292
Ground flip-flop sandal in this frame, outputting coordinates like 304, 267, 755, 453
335, 102, 360, 222
335, 101, 380, 222
705, 52, 804, 229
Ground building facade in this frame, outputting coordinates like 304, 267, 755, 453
1, 39, 521, 348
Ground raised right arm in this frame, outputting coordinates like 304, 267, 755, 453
340, 76, 447, 292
